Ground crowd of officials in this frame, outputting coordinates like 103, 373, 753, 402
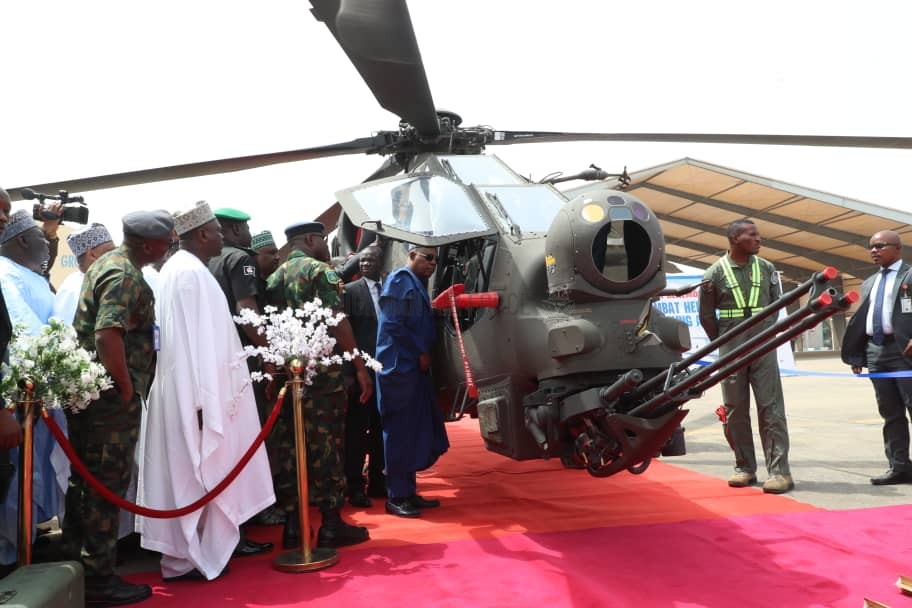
0, 190, 447, 607
1, 186, 912, 607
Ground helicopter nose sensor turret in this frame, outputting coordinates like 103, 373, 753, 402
545, 191, 666, 301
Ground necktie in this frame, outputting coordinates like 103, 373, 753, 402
872, 268, 891, 346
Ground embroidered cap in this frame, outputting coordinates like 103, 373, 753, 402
251, 230, 275, 250
0, 209, 39, 244
174, 201, 217, 236
67, 223, 113, 258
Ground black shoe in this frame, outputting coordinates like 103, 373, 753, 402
232, 538, 273, 557
85, 574, 152, 607
409, 494, 440, 509
317, 520, 370, 548
162, 565, 229, 583
282, 512, 301, 550
871, 469, 912, 485
385, 498, 421, 518
349, 490, 373, 508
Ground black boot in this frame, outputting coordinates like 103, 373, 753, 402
85, 574, 152, 608
317, 507, 369, 548
281, 508, 300, 550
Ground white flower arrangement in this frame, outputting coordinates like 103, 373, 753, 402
234, 300, 382, 385
0, 318, 113, 412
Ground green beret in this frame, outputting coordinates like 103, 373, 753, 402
213, 208, 251, 222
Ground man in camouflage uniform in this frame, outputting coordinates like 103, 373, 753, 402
64, 210, 174, 607
267, 221, 373, 549
698, 218, 793, 494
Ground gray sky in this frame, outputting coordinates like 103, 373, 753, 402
3, 0, 910, 242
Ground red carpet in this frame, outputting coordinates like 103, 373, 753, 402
128, 419, 910, 607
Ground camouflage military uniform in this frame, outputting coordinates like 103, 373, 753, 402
698, 253, 791, 477
62, 246, 156, 577
266, 250, 347, 512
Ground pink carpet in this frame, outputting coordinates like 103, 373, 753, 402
126, 419, 912, 607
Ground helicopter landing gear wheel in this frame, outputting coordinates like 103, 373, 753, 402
626, 458, 651, 475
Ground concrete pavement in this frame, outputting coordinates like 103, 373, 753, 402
668, 353, 912, 510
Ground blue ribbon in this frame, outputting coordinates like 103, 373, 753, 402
692, 359, 912, 378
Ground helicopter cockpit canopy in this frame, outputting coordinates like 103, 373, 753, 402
336, 169, 497, 248
336, 153, 570, 250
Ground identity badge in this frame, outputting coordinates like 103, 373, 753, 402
902, 297, 912, 314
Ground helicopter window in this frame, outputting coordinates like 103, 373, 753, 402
477, 185, 566, 233
438, 155, 524, 185
435, 238, 497, 332
591, 220, 652, 282
350, 176, 489, 237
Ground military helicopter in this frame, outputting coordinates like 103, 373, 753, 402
7, 0, 904, 476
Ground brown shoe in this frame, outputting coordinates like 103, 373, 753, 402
727, 471, 757, 487
762, 474, 794, 494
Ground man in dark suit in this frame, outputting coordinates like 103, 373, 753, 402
842, 229, 912, 485
342, 245, 386, 506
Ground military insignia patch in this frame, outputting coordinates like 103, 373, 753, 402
243, 265, 255, 276
325, 270, 341, 284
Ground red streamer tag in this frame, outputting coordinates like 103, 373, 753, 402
715, 405, 727, 424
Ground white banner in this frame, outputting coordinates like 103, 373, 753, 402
659, 274, 795, 369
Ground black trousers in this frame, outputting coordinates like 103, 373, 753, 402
343, 386, 385, 492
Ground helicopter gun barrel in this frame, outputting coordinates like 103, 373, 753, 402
687, 291, 859, 395
629, 287, 858, 419
630, 266, 838, 401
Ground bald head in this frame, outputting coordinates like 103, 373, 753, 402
869, 230, 903, 269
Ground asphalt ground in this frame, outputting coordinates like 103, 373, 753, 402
668, 353, 912, 510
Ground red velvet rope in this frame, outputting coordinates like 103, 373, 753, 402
449, 288, 479, 399
41, 385, 287, 518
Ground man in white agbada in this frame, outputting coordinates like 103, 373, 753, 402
138, 201, 274, 581
52, 223, 115, 323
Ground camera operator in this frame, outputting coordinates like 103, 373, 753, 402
33, 200, 64, 281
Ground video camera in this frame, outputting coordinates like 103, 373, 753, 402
22, 188, 89, 224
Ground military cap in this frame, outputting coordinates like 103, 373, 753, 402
213, 207, 251, 222
250, 230, 275, 250
174, 201, 216, 236
123, 210, 175, 240
67, 223, 113, 258
285, 221, 325, 240
0, 209, 39, 244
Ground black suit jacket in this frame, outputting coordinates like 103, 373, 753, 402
842, 261, 912, 367
343, 277, 380, 359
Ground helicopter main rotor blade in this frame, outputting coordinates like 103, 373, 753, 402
6, 135, 388, 201
308, 0, 439, 137
488, 131, 912, 150
314, 156, 404, 230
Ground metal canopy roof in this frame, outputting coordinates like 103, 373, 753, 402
566, 158, 912, 290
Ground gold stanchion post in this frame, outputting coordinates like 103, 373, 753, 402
16, 379, 37, 567
273, 359, 339, 572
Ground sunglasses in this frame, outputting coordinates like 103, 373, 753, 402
417, 252, 437, 262
870, 242, 898, 250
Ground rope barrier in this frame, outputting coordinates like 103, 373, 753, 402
42, 385, 287, 518
449, 286, 478, 399
692, 358, 912, 378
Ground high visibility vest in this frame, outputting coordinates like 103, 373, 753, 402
717, 256, 764, 319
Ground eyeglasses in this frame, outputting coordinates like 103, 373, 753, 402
417, 252, 437, 262
870, 242, 898, 250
